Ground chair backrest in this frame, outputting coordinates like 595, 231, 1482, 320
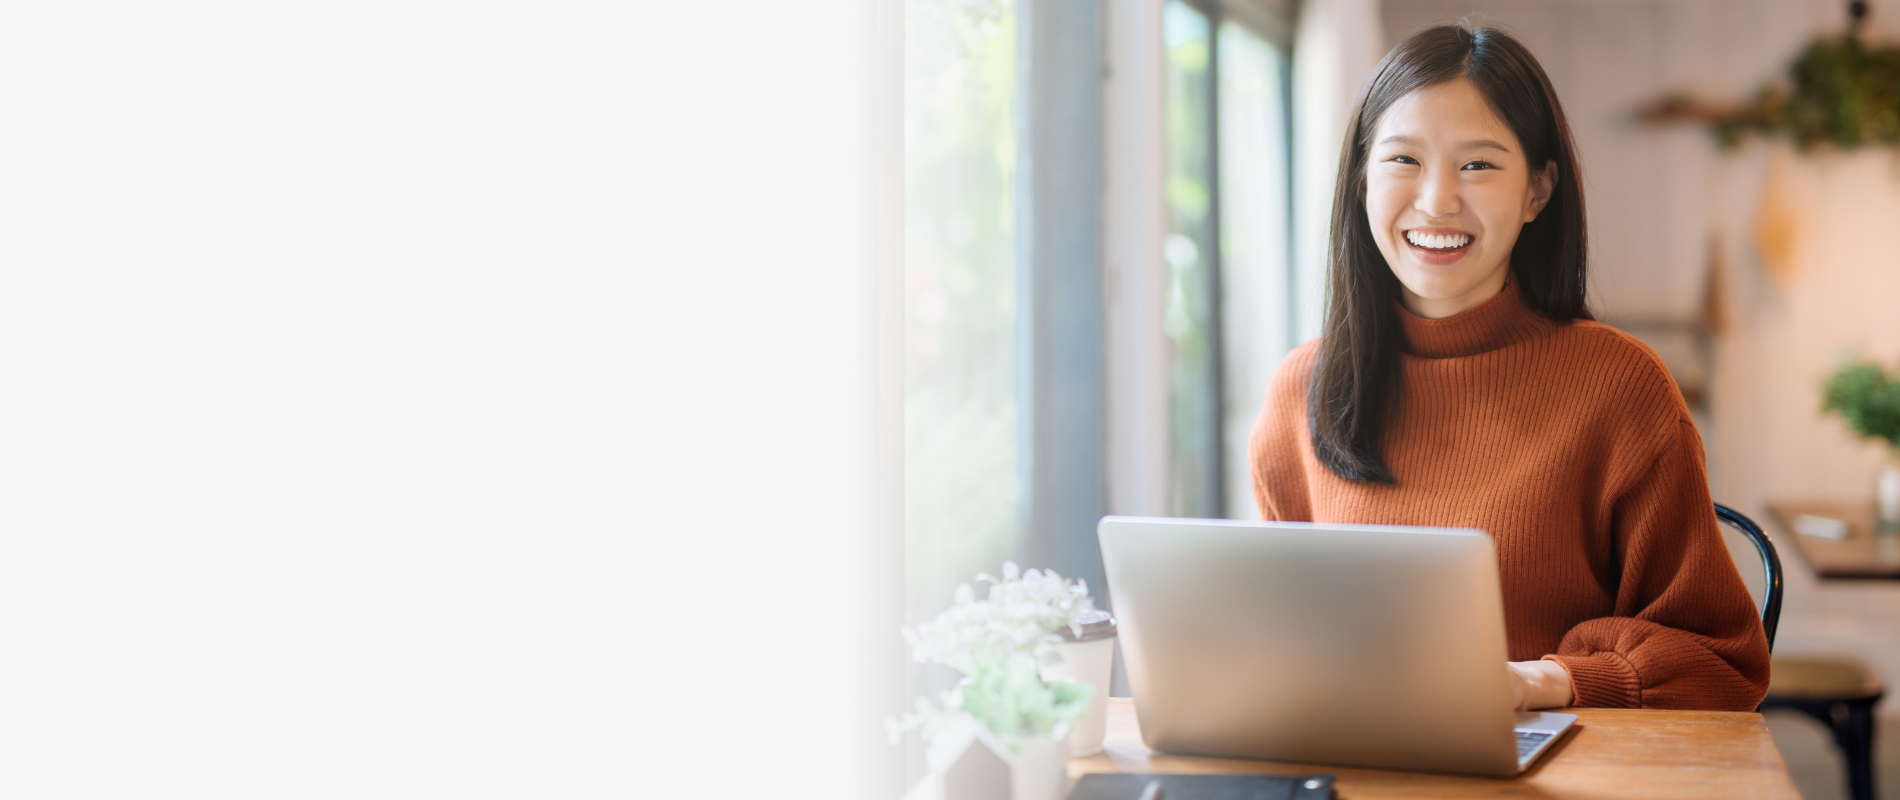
1715, 503, 1782, 653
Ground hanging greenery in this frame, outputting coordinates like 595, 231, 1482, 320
1639, 30, 1900, 150
1713, 36, 1900, 149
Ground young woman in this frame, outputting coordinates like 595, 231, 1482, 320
1248, 25, 1769, 712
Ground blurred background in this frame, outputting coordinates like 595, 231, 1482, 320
902, 0, 1900, 796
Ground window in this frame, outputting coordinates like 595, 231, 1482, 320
899, 0, 1294, 716
901, 0, 1292, 607
1164, 0, 1294, 521
1216, 20, 1293, 521
903, 0, 1021, 615
1164, 1, 1220, 519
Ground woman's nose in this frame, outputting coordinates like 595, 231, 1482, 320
1415, 168, 1460, 218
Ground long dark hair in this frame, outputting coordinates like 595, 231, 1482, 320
1309, 24, 1591, 485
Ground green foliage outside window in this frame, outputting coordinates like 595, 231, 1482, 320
904, 0, 1022, 621
1164, 0, 1221, 519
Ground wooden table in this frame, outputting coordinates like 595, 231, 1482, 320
1767, 501, 1900, 579
1069, 698, 1800, 799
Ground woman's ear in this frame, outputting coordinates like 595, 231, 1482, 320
1524, 160, 1557, 221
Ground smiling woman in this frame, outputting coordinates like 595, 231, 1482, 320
1365, 80, 1555, 320
1247, 25, 1770, 715
1305, 27, 1589, 487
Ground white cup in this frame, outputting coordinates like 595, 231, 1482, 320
1040, 610, 1116, 757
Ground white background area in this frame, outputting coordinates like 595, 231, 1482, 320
0, 2, 878, 796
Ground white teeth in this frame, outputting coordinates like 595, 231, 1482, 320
1406, 231, 1470, 249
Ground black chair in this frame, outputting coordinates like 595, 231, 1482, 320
1718, 503, 1884, 800
1717, 503, 1782, 650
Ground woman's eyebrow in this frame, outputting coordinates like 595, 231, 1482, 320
1375, 135, 1513, 153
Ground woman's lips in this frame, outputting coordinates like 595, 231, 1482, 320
1404, 229, 1473, 264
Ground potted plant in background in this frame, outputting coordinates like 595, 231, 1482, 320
890, 562, 1105, 800
1822, 358, 1900, 529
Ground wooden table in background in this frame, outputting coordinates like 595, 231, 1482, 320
1767, 502, 1900, 579
1068, 698, 1800, 799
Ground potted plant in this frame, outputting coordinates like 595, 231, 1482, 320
1822, 358, 1900, 528
890, 562, 1098, 800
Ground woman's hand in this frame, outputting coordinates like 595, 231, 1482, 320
1507, 660, 1575, 711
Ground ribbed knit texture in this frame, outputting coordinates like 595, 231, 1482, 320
1249, 282, 1770, 711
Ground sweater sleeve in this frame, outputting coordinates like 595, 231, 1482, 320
1543, 420, 1771, 711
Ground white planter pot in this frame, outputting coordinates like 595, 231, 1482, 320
1009, 733, 1067, 800
921, 715, 1072, 800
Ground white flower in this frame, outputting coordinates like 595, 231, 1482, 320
900, 562, 1101, 675
892, 567, 1102, 744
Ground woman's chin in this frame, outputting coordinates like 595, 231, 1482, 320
1397, 272, 1509, 318
1399, 276, 1482, 302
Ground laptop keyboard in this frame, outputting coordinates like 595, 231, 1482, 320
1515, 730, 1553, 759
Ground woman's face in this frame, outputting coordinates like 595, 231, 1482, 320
1364, 79, 1555, 319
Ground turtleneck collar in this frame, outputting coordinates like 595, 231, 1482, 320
1398, 280, 1559, 358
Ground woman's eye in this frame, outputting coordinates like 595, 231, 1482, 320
1387, 155, 1418, 165
1462, 161, 1496, 171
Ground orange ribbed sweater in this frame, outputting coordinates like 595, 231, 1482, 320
1249, 282, 1770, 711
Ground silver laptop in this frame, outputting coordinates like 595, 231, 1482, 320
1098, 516, 1575, 777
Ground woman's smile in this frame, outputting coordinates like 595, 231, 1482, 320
1403, 228, 1475, 264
